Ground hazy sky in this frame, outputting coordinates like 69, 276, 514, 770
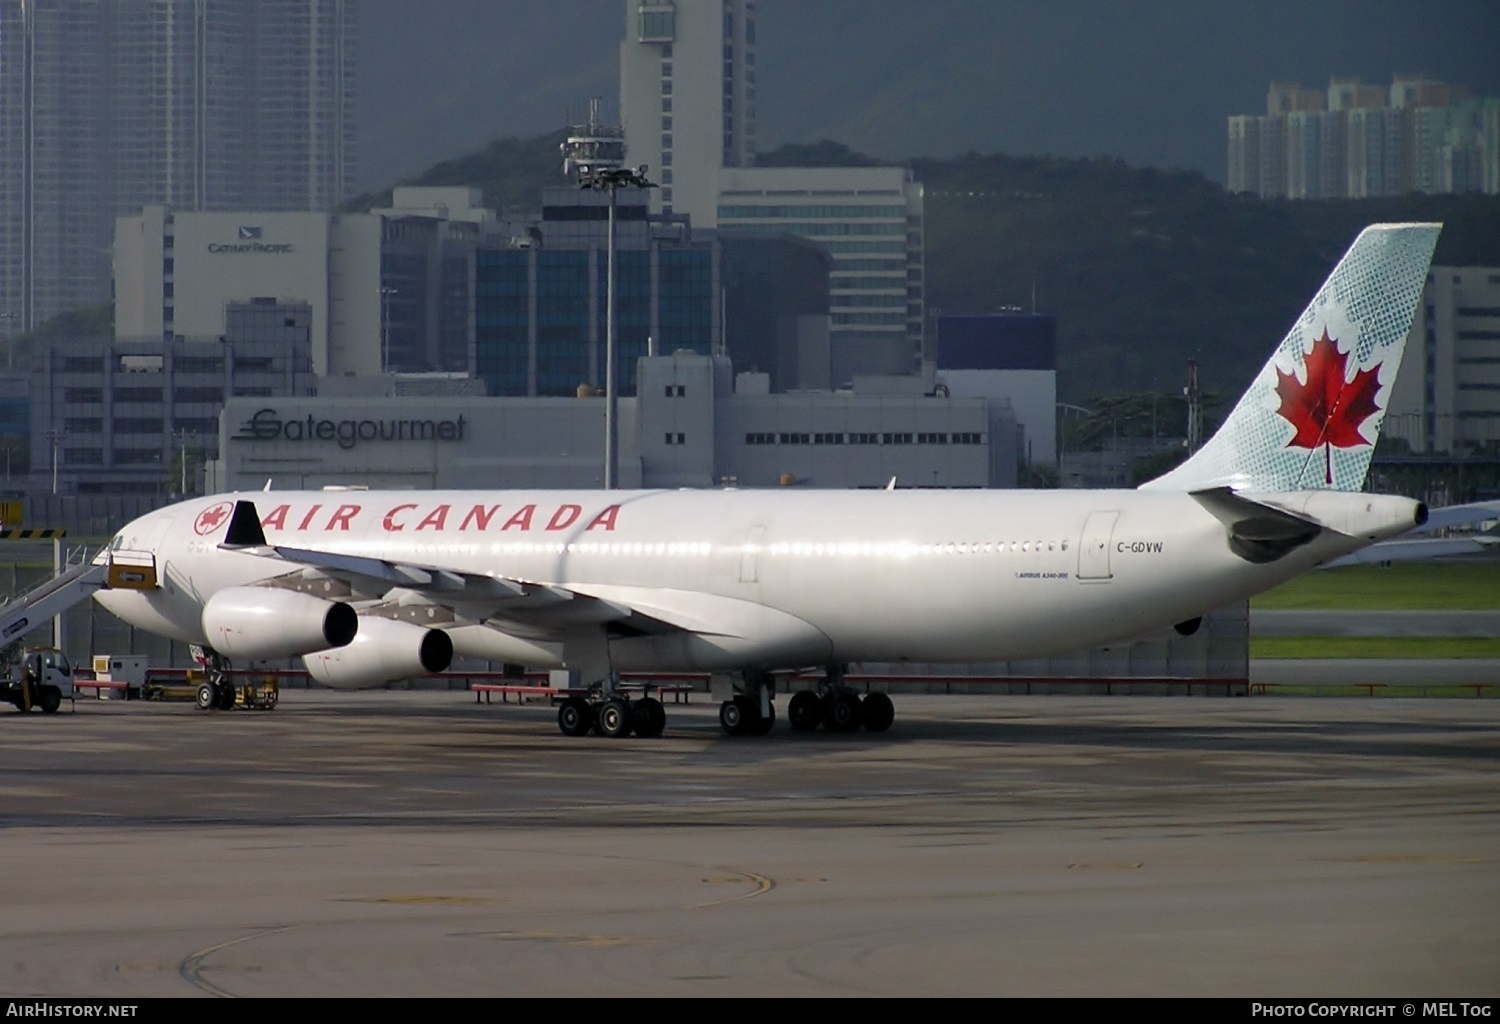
357, 0, 1500, 190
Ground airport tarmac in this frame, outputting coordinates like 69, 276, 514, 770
3, 690, 1498, 998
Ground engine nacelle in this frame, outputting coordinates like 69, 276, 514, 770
201, 586, 357, 660
303, 616, 454, 690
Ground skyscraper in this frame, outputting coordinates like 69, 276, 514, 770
0, 0, 356, 339
618, 0, 926, 383
620, 0, 756, 222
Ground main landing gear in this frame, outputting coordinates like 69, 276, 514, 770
717, 669, 777, 736
552, 632, 669, 739
717, 665, 894, 737
194, 649, 238, 711
556, 691, 668, 739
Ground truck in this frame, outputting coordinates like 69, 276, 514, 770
2, 646, 74, 713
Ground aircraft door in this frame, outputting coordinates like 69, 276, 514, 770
1076, 510, 1119, 581
134, 515, 175, 554
739, 525, 766, 584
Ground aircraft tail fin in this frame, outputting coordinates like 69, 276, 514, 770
1141, 223, 1440, 493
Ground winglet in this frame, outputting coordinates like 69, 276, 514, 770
223, 500, 267, 548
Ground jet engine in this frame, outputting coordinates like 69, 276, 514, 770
201, 586, 357, 660
303, 616, 454, 690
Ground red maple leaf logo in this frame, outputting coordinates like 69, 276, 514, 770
194, 502, 233, 536
1274, 328, 1383, 485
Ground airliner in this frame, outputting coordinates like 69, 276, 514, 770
94, 223, 1441, 738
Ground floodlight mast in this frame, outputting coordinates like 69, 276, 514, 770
563, 105, 655, 489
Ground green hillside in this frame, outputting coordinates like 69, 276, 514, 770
351, 133, 1500, 403
917, 153, 1500, 400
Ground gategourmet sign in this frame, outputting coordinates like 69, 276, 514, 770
233, 408, 468, 449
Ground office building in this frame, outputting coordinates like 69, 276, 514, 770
31, 317, 316, 498
474, 187, 832, 398
209, 350, 1017, 492
718, 166, 925, 384
115, 187, 494, 377
936, 313, 1058, 467
1387, 266, 1500, 454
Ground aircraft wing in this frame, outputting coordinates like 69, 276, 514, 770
1325, 535, 1498, 567
1407, 500, 1500, 535
217, 499, 711, 638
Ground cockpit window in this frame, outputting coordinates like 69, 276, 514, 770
110, 533, 124, 550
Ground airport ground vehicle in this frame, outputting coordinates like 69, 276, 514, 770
2, 646, 73, 713
0, 548, 154, 713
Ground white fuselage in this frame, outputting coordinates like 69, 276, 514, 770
95, 487, 1416, 673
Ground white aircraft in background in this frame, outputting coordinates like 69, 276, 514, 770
94, 223, 1441, 738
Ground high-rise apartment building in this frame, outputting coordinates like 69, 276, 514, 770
620, 0, 757, 222
0, 0, 356, 339
1228, 75, 1498, 200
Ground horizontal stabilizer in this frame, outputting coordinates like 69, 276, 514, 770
1190, 488, 1322, 564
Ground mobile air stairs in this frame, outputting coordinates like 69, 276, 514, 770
1, 550, 157, 712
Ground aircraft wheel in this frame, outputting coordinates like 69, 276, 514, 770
557, 696, 594, 737
214, 681, 236, 710
719, 696, 755, 736
788, 690, 822, 732
749, 699, 776, 735
825, 691, 863, 733
597, 697, 635, 738
862, 692, 895, 733
632, 697, 666, 738
196, 682, 216, 711
39, 686, 61, 714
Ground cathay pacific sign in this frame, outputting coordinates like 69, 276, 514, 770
233, 408, 468, 449
208, 226, 293, 254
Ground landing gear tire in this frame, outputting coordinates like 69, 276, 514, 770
597, 697, 635, 738
861, 692, 895, 732
749, 699, 776, 735
788, 690, 822, 732
558, 696, 595, 737
196, 682, 216, 711
719, 695, 757, 736
214, 680, 236, 710
38, 686, 61, 714
632, 697, 666, 738
825, 690, 864, 733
